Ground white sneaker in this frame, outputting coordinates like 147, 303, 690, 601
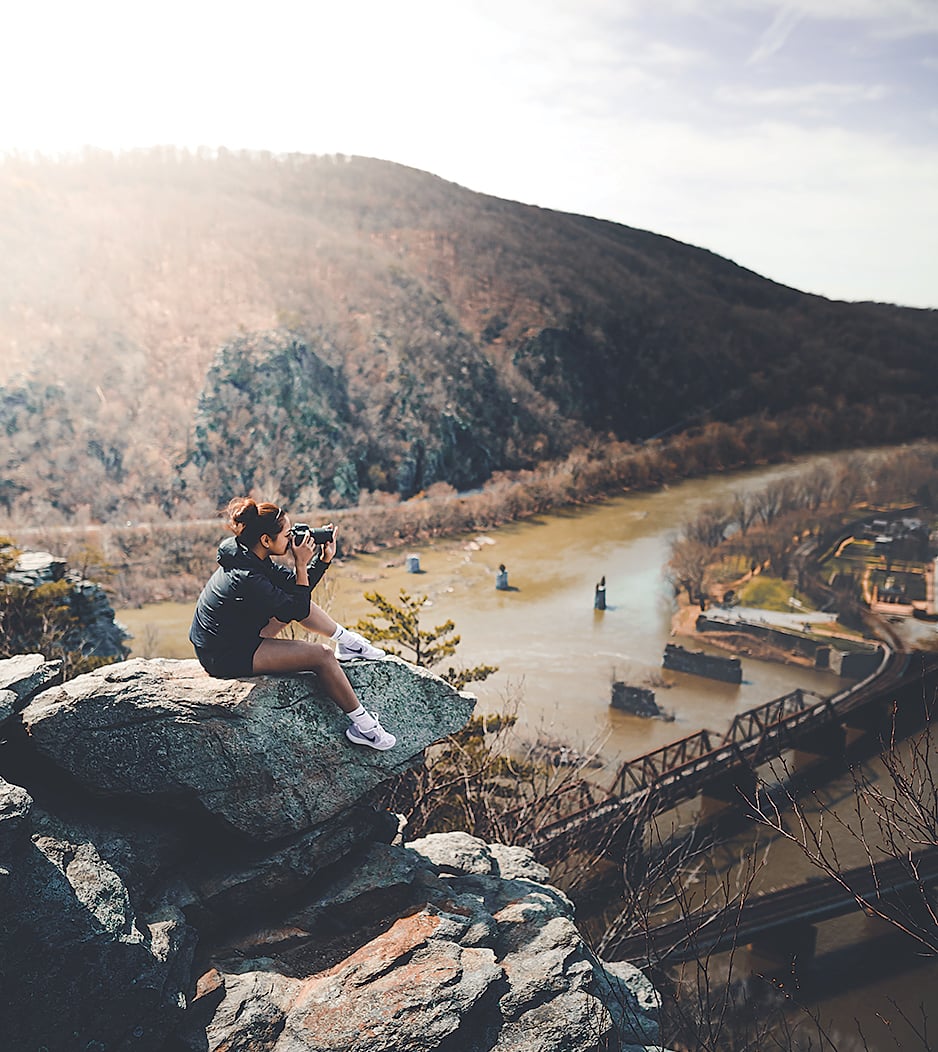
336, 631, 387, 662
346, 712, 396, 750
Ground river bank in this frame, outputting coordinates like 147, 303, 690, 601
10, 439, 937, 612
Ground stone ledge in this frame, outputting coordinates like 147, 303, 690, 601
21, 656, 475, 842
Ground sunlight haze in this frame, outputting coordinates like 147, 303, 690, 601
3, 0, 936, 307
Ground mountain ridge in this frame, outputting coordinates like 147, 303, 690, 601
1, 149, 935, 520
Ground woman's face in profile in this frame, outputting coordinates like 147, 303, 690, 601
264, 514, 293, 557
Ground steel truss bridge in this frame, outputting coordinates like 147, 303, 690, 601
526, 644, 935, 861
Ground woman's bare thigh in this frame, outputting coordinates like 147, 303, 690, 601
252, 638, 333, 674
260, 618, 287, 639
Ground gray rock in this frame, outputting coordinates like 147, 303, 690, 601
66, 577, 131, 658
408, 829, 500, 874
269, 912, 503, 1052
2, 652, 671, 1052
492, 989, 617, 1052
21, 656, 475, 842
408, 830, 552, 883
489, 841, 552, 882
4, 550, 67, 584
0, 807, 197, 1051
202, 961, 299, 1052
193, 806, 401, 921
0, 776, 32, 856
193, 833, 667, 1052
0, 653, 62, 722
0, 689, 15, 722
189, 915, 503, 1052
593, 959, 663, 1047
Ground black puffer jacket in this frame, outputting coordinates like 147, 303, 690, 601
189, 537, 328, 654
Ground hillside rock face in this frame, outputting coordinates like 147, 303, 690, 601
4, 549, 130, 661
0, 654, 668, 1052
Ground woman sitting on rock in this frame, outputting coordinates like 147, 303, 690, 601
189, 497, 395, 750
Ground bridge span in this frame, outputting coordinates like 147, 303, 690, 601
527, 646, 936, 861
607, 844, 938, 965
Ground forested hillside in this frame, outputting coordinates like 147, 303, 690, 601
1, 149, 935, 522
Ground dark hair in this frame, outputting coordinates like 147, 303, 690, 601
226, 497, 285, 547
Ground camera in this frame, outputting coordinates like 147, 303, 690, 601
289, 523, 335, 545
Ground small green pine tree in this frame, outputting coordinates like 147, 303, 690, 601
351, 589, 497, 690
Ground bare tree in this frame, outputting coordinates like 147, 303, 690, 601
684, 505, 732, 549
745, 699, 938, 958
730, 492, 757, 537
667, 538, 713, 605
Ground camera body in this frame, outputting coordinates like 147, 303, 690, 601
289, 523, 335, 545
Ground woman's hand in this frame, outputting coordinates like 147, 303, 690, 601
320, 523, 338, 564
291, 530, 316, 569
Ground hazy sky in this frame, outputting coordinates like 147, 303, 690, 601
3, 0, 936, 307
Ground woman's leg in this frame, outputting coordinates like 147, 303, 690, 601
252, 636, 397, 750
252, 638, 359, 713
298, 606, 386, 662
298, 602, 337, 637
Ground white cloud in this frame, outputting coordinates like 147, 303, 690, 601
716, 82, 892, 106
692, 0, 938, 34
748, 4, 805, 64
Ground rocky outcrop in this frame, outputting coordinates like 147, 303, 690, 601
0, 654, 668, 1052
4, 548, 130, 660
183, 833, 664, 1052
22, 657, 466, 842
0, 651, 61, 722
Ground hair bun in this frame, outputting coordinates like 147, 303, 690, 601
226, 496, 258, 531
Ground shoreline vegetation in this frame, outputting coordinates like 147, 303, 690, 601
5, 424, 938, 612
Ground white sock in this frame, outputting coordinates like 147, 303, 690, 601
349, 708, 378, 733
331, 625, 347, 642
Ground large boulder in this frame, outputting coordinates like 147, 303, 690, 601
1, 656, 671, 1052
0, 778, 197, 1051
21, 656, 474, 841
179, 834, 668, 1052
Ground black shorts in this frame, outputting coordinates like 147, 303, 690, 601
194, 639, 262, 679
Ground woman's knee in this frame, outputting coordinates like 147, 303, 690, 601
304, 641, 337, 667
